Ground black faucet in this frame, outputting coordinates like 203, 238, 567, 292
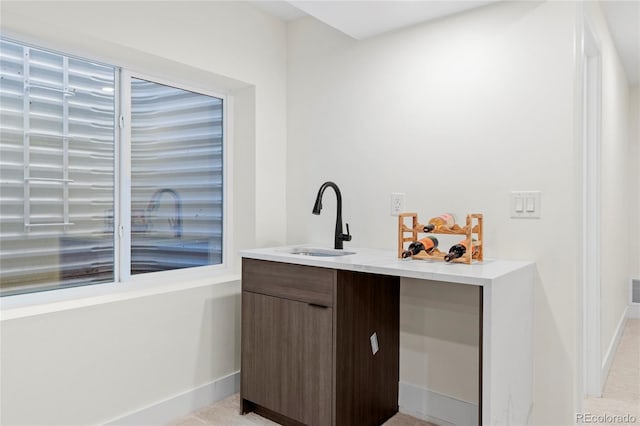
312, 181, 352, 249
147, 188, 183, 238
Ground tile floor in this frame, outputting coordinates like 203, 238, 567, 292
166, 393, 434, 426
584, 318, 640, 424
168, 319, 639, 426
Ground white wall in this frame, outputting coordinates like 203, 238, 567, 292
400, 279, 479, 404
0, 2, 287, 424
583, 1, 634, 369
1, 281, 240, 425
287, 2, 580, 424
631, 86, 640, 278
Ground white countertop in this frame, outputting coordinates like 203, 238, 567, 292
240, 245, 534, 286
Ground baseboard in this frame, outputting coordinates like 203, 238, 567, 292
601, 307, 628, 386
628, 304, 640, 319
104, 371, 240, 426
398, 381, 478, 426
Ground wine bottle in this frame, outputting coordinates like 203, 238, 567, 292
428, 213, 455, 230
444, 239, 477, 262
402, 236, 439, 258
416, 223, 436, 232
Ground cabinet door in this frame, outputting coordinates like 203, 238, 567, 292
242, 291, 332, 426
335, 271, 399, 426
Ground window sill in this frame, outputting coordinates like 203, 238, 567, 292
0, 268, 241, 321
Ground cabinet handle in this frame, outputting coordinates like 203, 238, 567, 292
308, 303, 329, 309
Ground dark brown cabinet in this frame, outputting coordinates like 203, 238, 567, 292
241, 258, 399, 426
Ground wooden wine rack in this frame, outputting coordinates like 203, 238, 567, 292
397, 213, 483, 264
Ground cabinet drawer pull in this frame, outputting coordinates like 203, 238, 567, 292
308, 303, 329, 309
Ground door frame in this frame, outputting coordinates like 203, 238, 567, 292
580, 13, 603, 398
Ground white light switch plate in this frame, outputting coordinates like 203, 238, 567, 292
511, 191, 541, 218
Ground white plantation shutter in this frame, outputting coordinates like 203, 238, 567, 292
0, 39, 116, 295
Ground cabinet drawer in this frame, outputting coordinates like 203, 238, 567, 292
242, 258, 335, 307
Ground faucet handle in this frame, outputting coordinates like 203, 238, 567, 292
342, 223, 352, 242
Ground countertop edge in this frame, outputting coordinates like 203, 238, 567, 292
239, 246, 535, 287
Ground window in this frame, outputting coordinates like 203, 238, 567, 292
127, 77, 224, 276
0, 39, 116, 295
0, 39, 225, 297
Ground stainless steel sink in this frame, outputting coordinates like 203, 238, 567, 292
285, 247, 356, 257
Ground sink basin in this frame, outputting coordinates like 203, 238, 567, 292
285, 247, 356, 257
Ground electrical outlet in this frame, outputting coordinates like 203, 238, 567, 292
390, 193, 405, 216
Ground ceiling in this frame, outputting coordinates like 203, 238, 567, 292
601, 1, 639, 85
249, 0, 639, 86
286, 0, 498, 39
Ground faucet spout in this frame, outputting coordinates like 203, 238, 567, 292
312, 181, 352, 249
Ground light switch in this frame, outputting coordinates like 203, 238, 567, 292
525, 196, 535, 212
511, 191, 541, 218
